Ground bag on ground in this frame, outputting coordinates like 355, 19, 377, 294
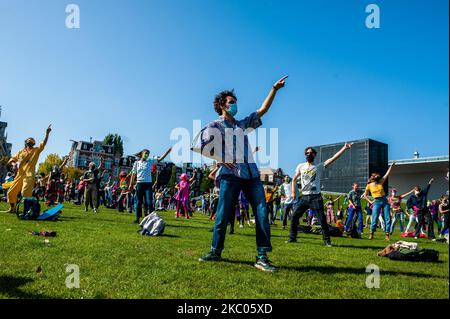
139, 212, 166, 236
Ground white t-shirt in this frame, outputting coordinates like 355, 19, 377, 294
295, 162, 325, 195
131, 159, 154, 183
281, 183, 295, 204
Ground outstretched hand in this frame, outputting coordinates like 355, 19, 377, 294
273, 75, 288, 91
344, 142, 354, 150
46, 124, 52, 135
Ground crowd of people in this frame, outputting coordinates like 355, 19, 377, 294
1, 75, 448, 274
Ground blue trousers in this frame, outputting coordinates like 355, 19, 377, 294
211, 175, 272, 255
371, 197, 391, 234
345, 206, 364, 234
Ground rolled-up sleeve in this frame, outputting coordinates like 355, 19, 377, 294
191, 122, 223, 161
239, 112, 262, 130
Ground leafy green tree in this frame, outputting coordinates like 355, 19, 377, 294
167, 165, 177, 193
38, 153, 62, 176
200, 168, 214, 194
103, 133, 124, 156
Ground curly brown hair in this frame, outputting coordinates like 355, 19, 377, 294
214, 90, 237, 116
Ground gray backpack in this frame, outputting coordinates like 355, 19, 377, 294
139, 212, 166, 236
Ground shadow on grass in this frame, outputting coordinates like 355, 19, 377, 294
168, 224, 210, 230
219, 260, 446, 278
0, 275, 55, 299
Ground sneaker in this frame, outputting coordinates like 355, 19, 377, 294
229, 230, 235, 235
93, 209, 98, 214
239, 225, 244, 229
199, 251, 221, 262
431, 238, 437, 242
324, 241, 332, 247
285, 238, 297, 244
369, 233, 374, 240
414, 237, 418, 240
254, 256, 277, 273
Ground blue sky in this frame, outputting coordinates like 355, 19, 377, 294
0, 0, 448, 175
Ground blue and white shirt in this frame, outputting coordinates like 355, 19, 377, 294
191, 112, 262, 180
131, 159, 155, 183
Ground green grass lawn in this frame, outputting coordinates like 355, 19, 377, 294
0, 202, 448, 299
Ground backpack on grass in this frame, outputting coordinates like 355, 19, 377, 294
139, 212, 166, 236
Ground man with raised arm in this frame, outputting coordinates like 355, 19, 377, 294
192, 76, 288, 272
1, 125, 52, 214
288, 143, 353, 246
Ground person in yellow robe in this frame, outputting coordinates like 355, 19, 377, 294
1, 125, 52, 213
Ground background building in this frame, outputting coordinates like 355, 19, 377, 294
312, 139, 389, 194
389, 154, 449, 200
67, 140, 120, 181
260, 167, 285, 186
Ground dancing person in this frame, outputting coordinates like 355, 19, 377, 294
428, 200, 442, 236
117, 171, 132, 212
194, 76, 288, 272
407, 178, 435, 240
174, 171, 197, 219
364, 202, 373, 228
82, 157, 103, 213
129, 147, 172, 224
264, 185, 279, 225
363, 162, 396, 241
345, 183, 364, 236
280, 175, 296, 230
388, 187, 414, 235
325, 195, 342, 226
239, 190, 251, 228
1, 125, 52, 214
439, 195, 449, 236
288, 143, 353, 246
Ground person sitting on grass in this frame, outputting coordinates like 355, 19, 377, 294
362, 161, 396, 241
193, 75, 288, 272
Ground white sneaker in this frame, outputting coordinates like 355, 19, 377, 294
239, 225, 244, 229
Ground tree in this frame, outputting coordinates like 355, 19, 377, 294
38, 154, 63, 176
103, 133, 124, 157
200, 168, 214, 194
167, 165, 177, 194
65, 166, 84, 181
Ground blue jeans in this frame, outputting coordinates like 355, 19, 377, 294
135, 182, 153, 222
345, 206, 363, 234
390, 211, 405, 234
211, 175, 271, 255
371, 197, 391, 234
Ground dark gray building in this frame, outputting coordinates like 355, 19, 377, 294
312, 139, 389, 194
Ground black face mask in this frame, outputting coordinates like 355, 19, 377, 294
25, 142, 35, 148
306, 154, 315, 162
